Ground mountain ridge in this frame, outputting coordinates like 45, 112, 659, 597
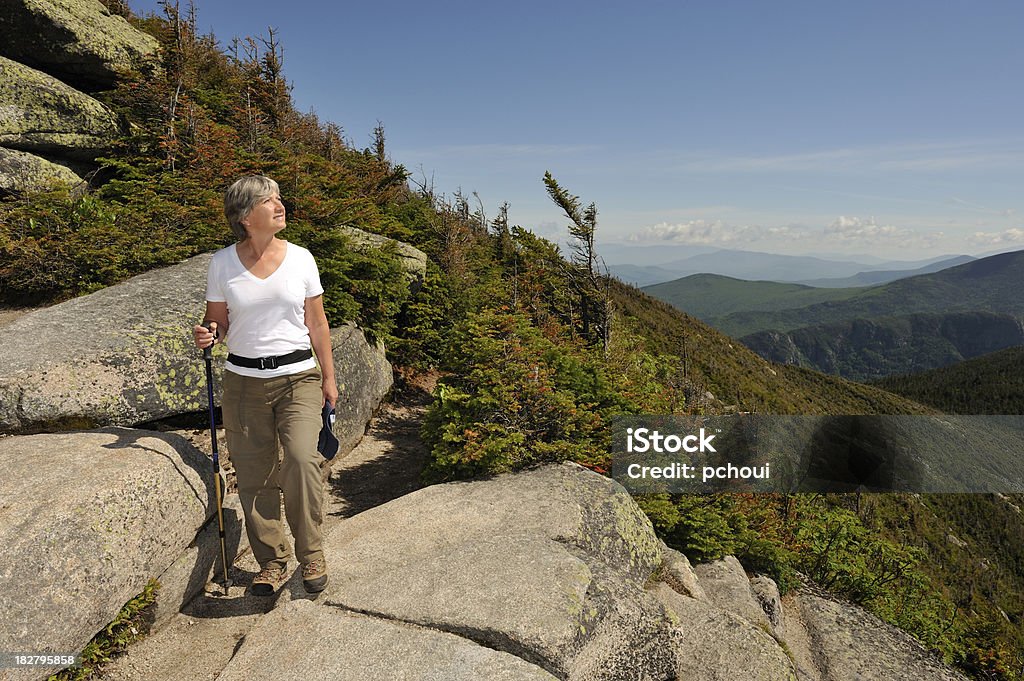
796, 254, 976, 288
643, 273, 868, 320
740, 311, 1024, 382
707, 249, 1024, 337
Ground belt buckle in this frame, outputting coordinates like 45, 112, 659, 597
259, 356, 278, 370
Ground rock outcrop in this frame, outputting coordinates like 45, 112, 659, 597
217, 600, 560, 681
0, 252, 229, 432
0, 0, 158, 91
0, 56, 121, 159
649, 584, 794, 681
336, 223, 428, 289
0, 146, 82, 193
782, 593, 969, 681
658, 543, 707, 601
693, 555, 771, 630
750, 574, 785, 638
329, 323, 393, 455
24, 457, 975, 681
0, 0, 158, 193
223, 463, 798, 681
0, 252, 393, 435
0, 428, 212, 681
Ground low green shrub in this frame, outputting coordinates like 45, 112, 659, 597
51, 579, 159, 680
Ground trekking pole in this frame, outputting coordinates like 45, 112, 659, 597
202, 322, 232, 594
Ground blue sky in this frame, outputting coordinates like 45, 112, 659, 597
129, 0, 1024, 259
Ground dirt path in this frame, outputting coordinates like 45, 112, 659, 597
97, 388, 431, 681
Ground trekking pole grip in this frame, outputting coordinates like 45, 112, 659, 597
201, 321, 217, 360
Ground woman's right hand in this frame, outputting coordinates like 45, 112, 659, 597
193, 321, 218, 349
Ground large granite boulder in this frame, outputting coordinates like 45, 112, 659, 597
0, 56, 121, 160
0, 146, 83, 194
783, 594, 968, 681
0, 428, 212, 681
0, 252, 392, 437
337, 224, 428, 289
329, 323, 393, 456
0, 252, 226, 433
218, 600, 559, 681
694, 555, 771, 630
149, 493, 246, 630
287, 463, 798, 681
648, 583, 795, 681
0, 0, 159, 91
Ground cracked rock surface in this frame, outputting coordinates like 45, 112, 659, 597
224, 463, 796, 681
217, 599, 559, 681
88, 449, 974, 681
0, 428, 212, 681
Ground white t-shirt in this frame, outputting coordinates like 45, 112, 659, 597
206, 241, 324, 378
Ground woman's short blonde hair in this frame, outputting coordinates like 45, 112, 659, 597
224, 175, 280, 241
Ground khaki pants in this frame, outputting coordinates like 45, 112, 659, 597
222, 367, 324, 570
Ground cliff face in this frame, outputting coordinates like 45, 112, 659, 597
742, 312, 1024, 381
0, 0, 158, 194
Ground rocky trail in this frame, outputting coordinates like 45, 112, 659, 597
96, 386, 432, 681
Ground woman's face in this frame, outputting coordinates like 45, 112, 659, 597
243, 192, 286, 236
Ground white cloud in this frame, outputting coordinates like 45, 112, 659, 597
826, 216, 905, 240
533, 220, 563, 237
969, 228, 1024, 246
625, 220, 784, 245
824, 216, 945, 249
627, 215, 944, 251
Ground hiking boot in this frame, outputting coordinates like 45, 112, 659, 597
251, 564, 289, 596
302, 558, 328, 593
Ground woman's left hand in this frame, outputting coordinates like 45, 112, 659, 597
322, 376, 339, 408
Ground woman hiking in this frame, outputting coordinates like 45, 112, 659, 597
193, 175, 337, 595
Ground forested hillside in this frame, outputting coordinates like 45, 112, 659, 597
642, 273, 866, 320
741, 311, 1024, 382
874, 345, 1024, 414
0, 3, 1020, 677
708, 251, 1024, 338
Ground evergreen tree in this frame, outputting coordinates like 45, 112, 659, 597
542, 171, 611, 354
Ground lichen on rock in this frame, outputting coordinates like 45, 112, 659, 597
0, 0, 160, 91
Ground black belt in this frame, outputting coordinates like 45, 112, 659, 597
228, 349, 313, 370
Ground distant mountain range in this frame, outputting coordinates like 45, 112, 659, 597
608, 263, 694, 288
606, 245, 972, 287
641, 249, 1024, 381
795, 255, 976, 288
705, 250, 1024, 338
